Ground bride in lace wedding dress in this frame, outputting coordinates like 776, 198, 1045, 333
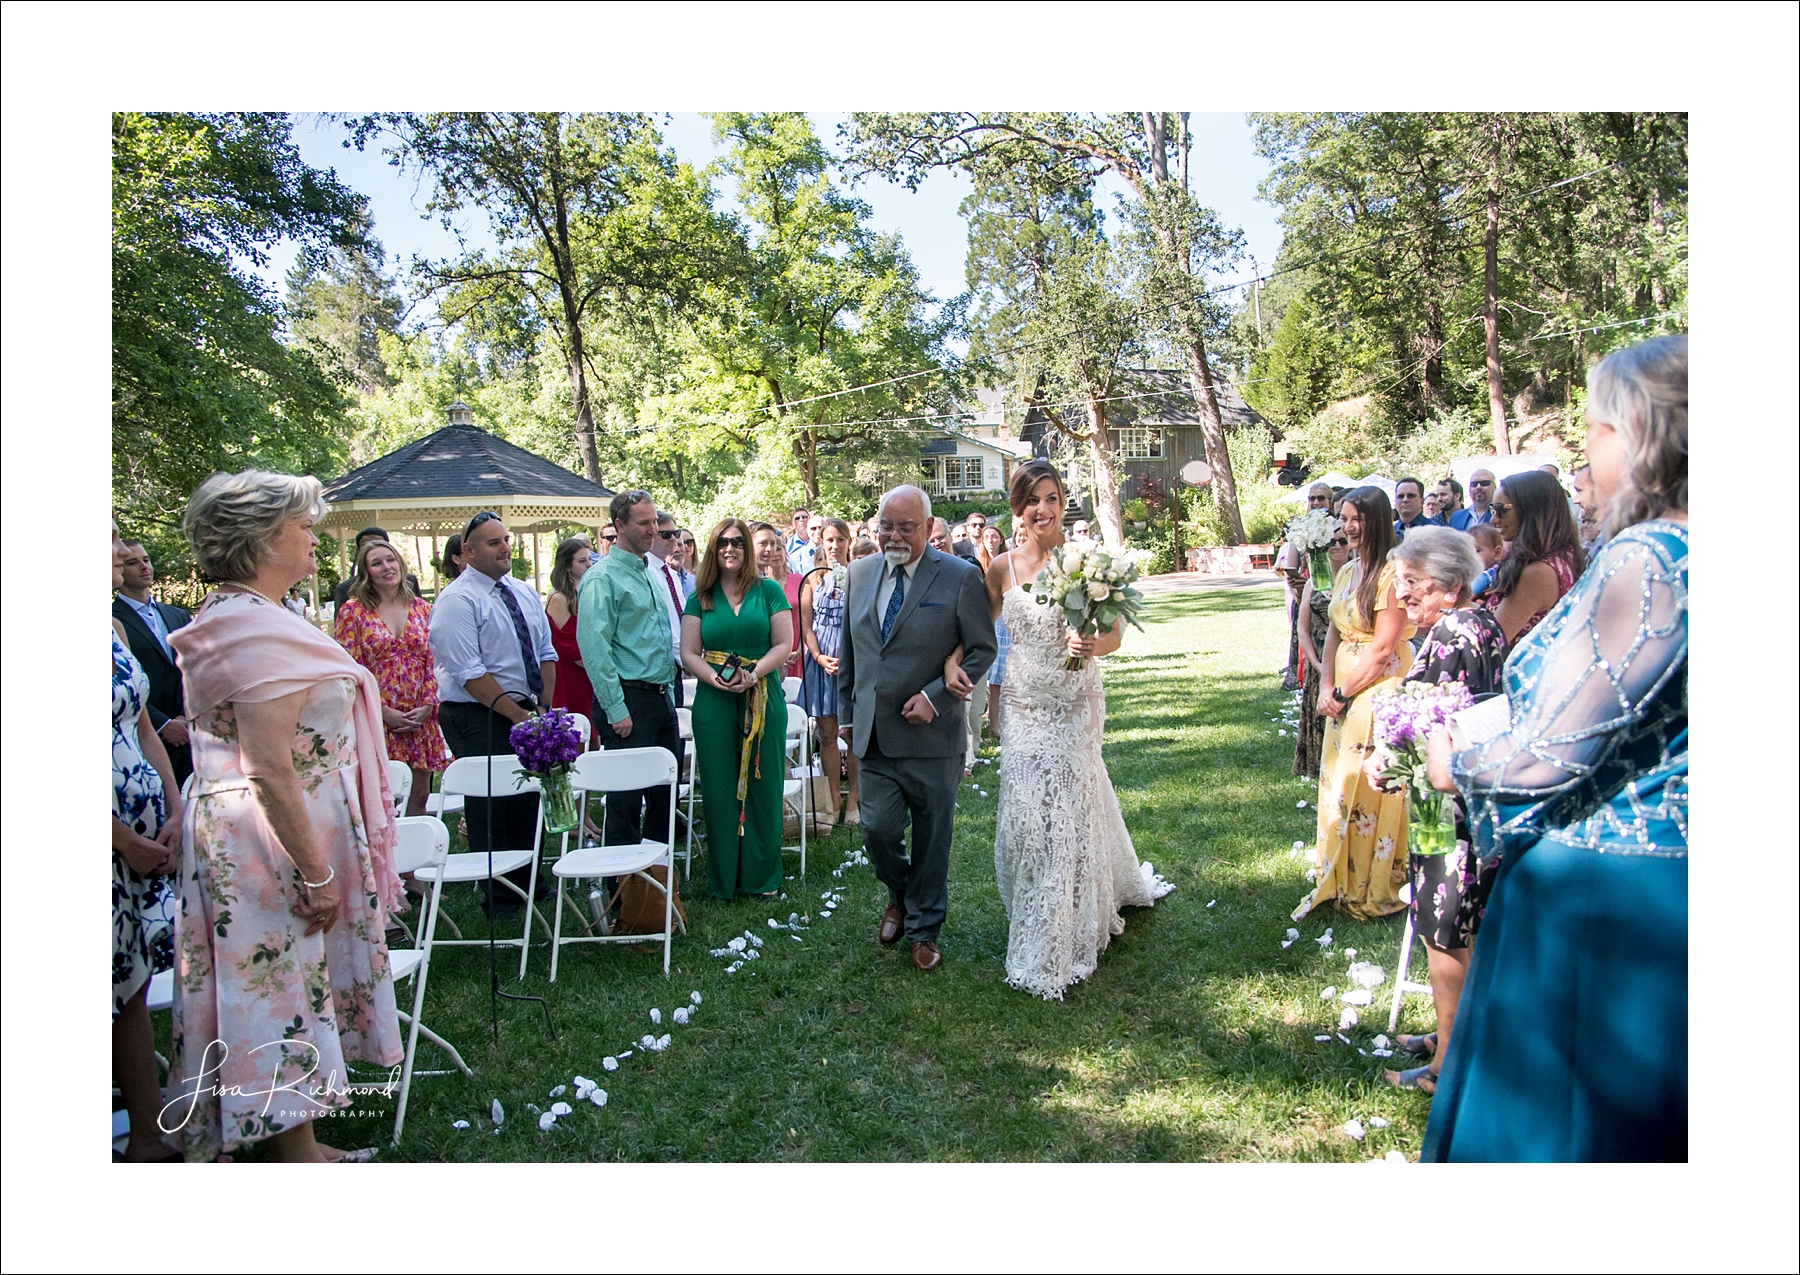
986, 461, 1169, 1000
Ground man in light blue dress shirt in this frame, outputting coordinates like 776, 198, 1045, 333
429, 512, 558, 914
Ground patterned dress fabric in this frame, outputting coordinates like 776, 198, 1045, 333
1402, 606, 1509, 950
171, 594, 403, 1160
333, 595, 451, 772
1295, 560, 1415, 921
112, 631, 175, 1016
1292, 585, 1333, 780
993, 572, 1153, 1000
801, 571, 845, 718
1427, 521, 1687, 1162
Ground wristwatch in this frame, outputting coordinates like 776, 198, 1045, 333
1331, 688, 1349, 705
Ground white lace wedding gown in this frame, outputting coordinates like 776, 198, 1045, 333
994, 565, 1162, 1000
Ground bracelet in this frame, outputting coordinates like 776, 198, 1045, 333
300, 865, 335, 889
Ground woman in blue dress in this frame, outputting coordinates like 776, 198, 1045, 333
111, 523, 183, 1160
799, 518, 854, 827
1421, 336, 1687, 1162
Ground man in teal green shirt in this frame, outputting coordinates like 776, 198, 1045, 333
577, 489, 681, 845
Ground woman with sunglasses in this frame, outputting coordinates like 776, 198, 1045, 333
1292, 525, 1353, 780
1482, 470, 1585, 647
681, 520, 796, 899
1297, 485, 1415, 921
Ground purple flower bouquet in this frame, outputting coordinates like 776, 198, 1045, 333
510, 709, 585, 834
1369, 681, 1472, 854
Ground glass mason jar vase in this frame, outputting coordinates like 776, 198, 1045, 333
1309, 547, 1335, 593
539, 766, 579, 835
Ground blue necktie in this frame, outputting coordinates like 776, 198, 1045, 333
881, 564, 906, 642
493, 578, 545, 701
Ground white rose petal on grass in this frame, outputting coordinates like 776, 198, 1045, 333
1297, 800, 1308, 808
452, 1119, 471, 1130
589, 1088, 608, 1108
726, 962, 742, 974
768, 919, 783, 930
1347, 961, 1385, 989
1369, 1116, 1391, 1129
640, 1035, 656, 1049
1343, 1119, 1366, 1142
727, 937, 747, 952
550, 1102, 573, 1117
491, 1099, 505, 1127
1340, 989, 1374, 1007
602, 1057, 619, 1072
690, 992, 702, 1006
538, 1112, 558, 1131
549, 1085, 566, 1098
821, 910, 833, 918
1320, 986, 1337, 1001
1336, 1032, 1353, 1045
1371, 1049, 1395, 1058
649, 1008, 662, 1024
618, 1050, 632, 1059
1339, 1007, 1360, 1030
1372, 1034, 1391, 1050
672, 1007, 690, 1026
1207, 899, 1217, 909
750, 935, 765, 948
744, 949, 760, 961
1314, 1034, 1332, 1042
1385, 1150, 1407, 1163
1316, 928, 1335, 950
1346, 948, 1358, 959
792, 934, 803, 943
658, 1034, 672, 1050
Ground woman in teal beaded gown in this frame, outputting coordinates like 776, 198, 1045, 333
1421, 336, 1688, 1162
680, 518, 795, 900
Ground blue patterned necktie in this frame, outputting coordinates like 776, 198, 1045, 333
493, 577, 545, 701
881, 563, 906, 642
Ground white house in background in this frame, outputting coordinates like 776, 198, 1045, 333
917, 389, 1033, 498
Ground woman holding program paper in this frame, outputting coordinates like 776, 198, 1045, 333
1421, 336, 1688, 1162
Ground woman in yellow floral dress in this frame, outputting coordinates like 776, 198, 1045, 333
1296, 487, 1414, 921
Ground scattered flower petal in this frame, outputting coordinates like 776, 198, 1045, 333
452, 1119, 470, 1130
1316, 928, 1335, 950
1336, 1032, 1352, 1044
1339, 1007, 1360, 1030
1385, 1150, 1406, 1163
1314, 1034, 1332, 1042
1371, 1049, 1395, 1058
1207, 899, 1217, 908
1346, 948, 1358, 959
1347, 961, 1385, 989
1372, 1035, 1391, 1051
649, 1008, 662, 1024
1320, 986, 1338, 1000
640, 1035, 656, 1049
550, 1102, 572, 1117
491, 1099, 505, 1127
672, 1007, 690, 1025
1340, 989, 1373, 1007
548, 1085, 566, 1098
1369, 1116, 1390, 1129
1297, 800, 1307, 808
589, 1088, 608, 1108
690, 992, 702, 1005
538, 1111, 557, 1131
1343, 1119, 1366, 1142
602, 1057, 618, 1072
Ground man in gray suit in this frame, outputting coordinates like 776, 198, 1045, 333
839, 485, 996, 972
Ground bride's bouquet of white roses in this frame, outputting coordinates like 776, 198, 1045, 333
1024, 540, 1149, 670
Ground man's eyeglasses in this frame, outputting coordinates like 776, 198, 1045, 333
877, 521, 920, 536
717, 536, 747, 550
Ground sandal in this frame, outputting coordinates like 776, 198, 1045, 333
1396, 1032, 1437, 1059
1385, 1064, 1438, 1093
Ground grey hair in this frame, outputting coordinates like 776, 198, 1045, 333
1388, 526, 1482, 605
1587, 335, 1687, 536
182, 470, 325, 582
878, 483, 932, 524
655, 508, 676, 525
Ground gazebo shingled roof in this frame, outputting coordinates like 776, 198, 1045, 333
314, 407, 615, 597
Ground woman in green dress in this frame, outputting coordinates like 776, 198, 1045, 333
680, 518, 796, 899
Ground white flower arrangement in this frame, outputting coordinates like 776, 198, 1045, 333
1284, 508, 1341, 554
1023, 541, 1150, 670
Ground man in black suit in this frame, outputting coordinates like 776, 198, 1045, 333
112, 541, 194, 784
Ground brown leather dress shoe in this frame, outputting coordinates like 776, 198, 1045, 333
911, 940, 941, 971
878, 905, 905, 947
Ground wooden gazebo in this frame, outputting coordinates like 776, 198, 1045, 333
317, 403, 614, 609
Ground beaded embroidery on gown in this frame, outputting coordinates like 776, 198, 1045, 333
993, 560, 1164, 999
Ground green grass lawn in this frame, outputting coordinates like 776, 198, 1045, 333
212, 583, 1438, 1161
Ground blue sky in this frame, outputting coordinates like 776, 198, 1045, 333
272, 112, 1284, 323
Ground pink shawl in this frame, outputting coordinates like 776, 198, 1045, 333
170, 591, 405, 915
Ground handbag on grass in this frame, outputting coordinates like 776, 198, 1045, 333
615, 864, 687, 935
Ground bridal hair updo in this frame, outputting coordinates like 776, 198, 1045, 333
182, 469, 326, 583
1008, 459, 1067, 514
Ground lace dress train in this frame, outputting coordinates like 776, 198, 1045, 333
993, 581, 1162, 1000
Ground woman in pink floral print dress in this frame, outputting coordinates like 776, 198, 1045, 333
167, 472, 404, 1163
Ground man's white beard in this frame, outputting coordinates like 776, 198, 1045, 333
883, 545, 911, 567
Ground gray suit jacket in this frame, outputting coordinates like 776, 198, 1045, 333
839, 548, 996, 759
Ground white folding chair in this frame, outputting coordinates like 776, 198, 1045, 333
549, 747, 681, 980
780, 702, 810, 880
389, 816, 473, 1145
782, 675, 803, 705
411, 756, 552, 980
676, 706, 698, 879
386, 760, 413, 817
681, 677, 697, 708
1385, 882, 1433, 1033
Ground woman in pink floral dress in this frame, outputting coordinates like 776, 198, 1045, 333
167, 471, 404, 1163
334, 538, 451, 816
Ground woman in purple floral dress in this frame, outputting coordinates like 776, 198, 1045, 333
1379, 528, 1508, 1092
